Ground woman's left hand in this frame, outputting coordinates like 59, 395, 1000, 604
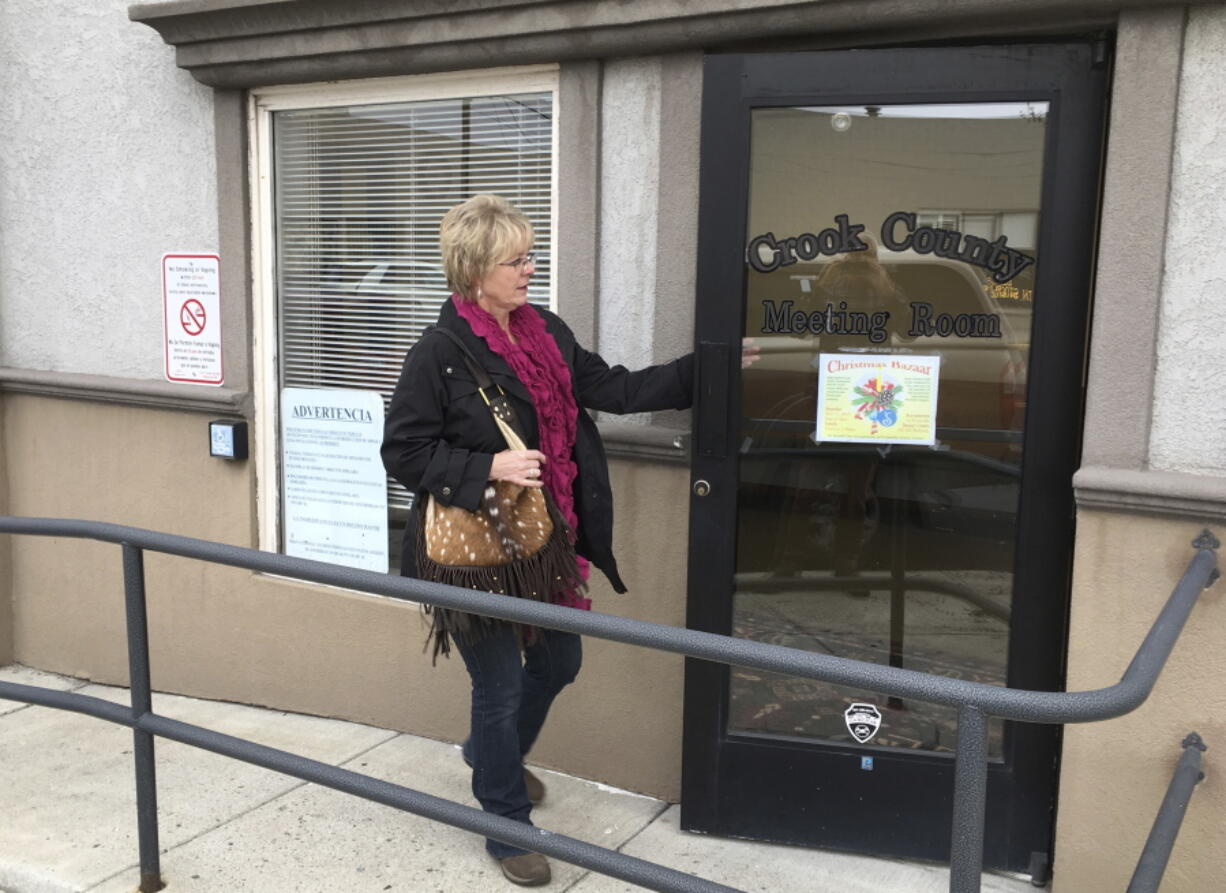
741, 337, 761, 370
489, 449, 547, 488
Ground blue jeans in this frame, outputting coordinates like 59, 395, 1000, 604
455, 626, 582, 859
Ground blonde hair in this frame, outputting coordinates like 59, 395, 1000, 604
815, 233, 903, 303
439, 194, 534, 300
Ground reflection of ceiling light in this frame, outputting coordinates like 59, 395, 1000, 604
789, 274, 817, 293
832, 112, 852, 132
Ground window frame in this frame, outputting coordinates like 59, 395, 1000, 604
248, 65, 562, 556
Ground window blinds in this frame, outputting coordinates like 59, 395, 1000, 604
272, 92, 554, 513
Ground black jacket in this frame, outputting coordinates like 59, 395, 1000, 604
381, 299, 694, 592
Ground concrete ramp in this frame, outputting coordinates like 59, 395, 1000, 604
0, 665, 1032, 892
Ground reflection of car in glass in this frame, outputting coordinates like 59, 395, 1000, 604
302, 259, 455, 562
318, 256, 448, 309
740, 250, 1030, 574
306, 254, 552, 390
303, 259, 451, 390
745, 249, 1030, 446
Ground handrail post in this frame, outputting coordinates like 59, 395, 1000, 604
949, 705, 988, 893
122, 543, 164, 893
1126, 733, 1208, 893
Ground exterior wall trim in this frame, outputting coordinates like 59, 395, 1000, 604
1079, 6, 1186, 471
1074, 465, 1226, 521
0, 368, 251, 416
555, 60, 601, 351
0, 369, 690, 459
125, 0, 1186, 89
598, 421, 690, 465
244, 64, 564, 552
215, 88, 254, 399
1071, 9, 1217, 528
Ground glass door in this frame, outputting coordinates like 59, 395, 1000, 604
734, 98, 1043, 755
683, 45, 1107, 874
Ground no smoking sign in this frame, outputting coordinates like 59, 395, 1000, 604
180, 299, 207, 336
162, 253, 223, 385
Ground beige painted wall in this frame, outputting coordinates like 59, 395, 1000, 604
0, 397, 12, 665
1053, 510, 1223, 892
3, 393, 691, 799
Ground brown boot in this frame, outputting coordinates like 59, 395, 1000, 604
499, 852, 551, 886
523, 767, 546, 805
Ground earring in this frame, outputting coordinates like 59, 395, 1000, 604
476, 285, 483, 299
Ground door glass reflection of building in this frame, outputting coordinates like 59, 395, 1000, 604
732, 103, 1046, 756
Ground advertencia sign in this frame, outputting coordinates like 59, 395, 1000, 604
816, 353, 941, 446
162, 253, 223, 385
281, 387, 388, 573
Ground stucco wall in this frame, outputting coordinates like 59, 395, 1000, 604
0, 0, 217, 378
3, 393, 692, 799
1054, 511, 1223, 892
0, 32, 701, 797
600, 58, 663, 375
1149, 6, 1226, 475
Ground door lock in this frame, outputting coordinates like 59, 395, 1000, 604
693, 479, 711, 497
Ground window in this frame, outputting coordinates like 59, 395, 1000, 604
916, 210, 962, 231
252, 68, 559, 570
917, 209, 1038, 249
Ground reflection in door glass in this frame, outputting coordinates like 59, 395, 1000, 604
731, 103, 1047, 756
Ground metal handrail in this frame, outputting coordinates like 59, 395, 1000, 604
0, 516, 1218, 893
1127, 733, 1208, 893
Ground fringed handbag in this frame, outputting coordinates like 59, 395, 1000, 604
416, 328, 586, 661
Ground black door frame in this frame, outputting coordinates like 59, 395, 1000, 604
682, 42, 1109, 873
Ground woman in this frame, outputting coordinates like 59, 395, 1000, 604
812, 236, 905, 580
381, 194, 694, 886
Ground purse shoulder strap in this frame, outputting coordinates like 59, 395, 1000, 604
426, 326, 529, 447
428, 326, 494, 389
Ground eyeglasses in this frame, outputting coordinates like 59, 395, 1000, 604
498, 251, 537, 270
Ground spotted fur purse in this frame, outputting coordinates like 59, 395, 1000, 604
416, 328, 586, 660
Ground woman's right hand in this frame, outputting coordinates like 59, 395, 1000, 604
489, 449, 547, 488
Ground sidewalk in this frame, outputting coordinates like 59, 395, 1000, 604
0, 664, 1032, 893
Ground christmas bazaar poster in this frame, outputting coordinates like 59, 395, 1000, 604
815, 353, 941, 445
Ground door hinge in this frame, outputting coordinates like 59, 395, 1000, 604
1091, 33, 1111, 69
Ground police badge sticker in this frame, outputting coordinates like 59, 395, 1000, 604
844, 703, 882, 744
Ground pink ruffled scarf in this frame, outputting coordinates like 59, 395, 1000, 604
454, 296, 592, 610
